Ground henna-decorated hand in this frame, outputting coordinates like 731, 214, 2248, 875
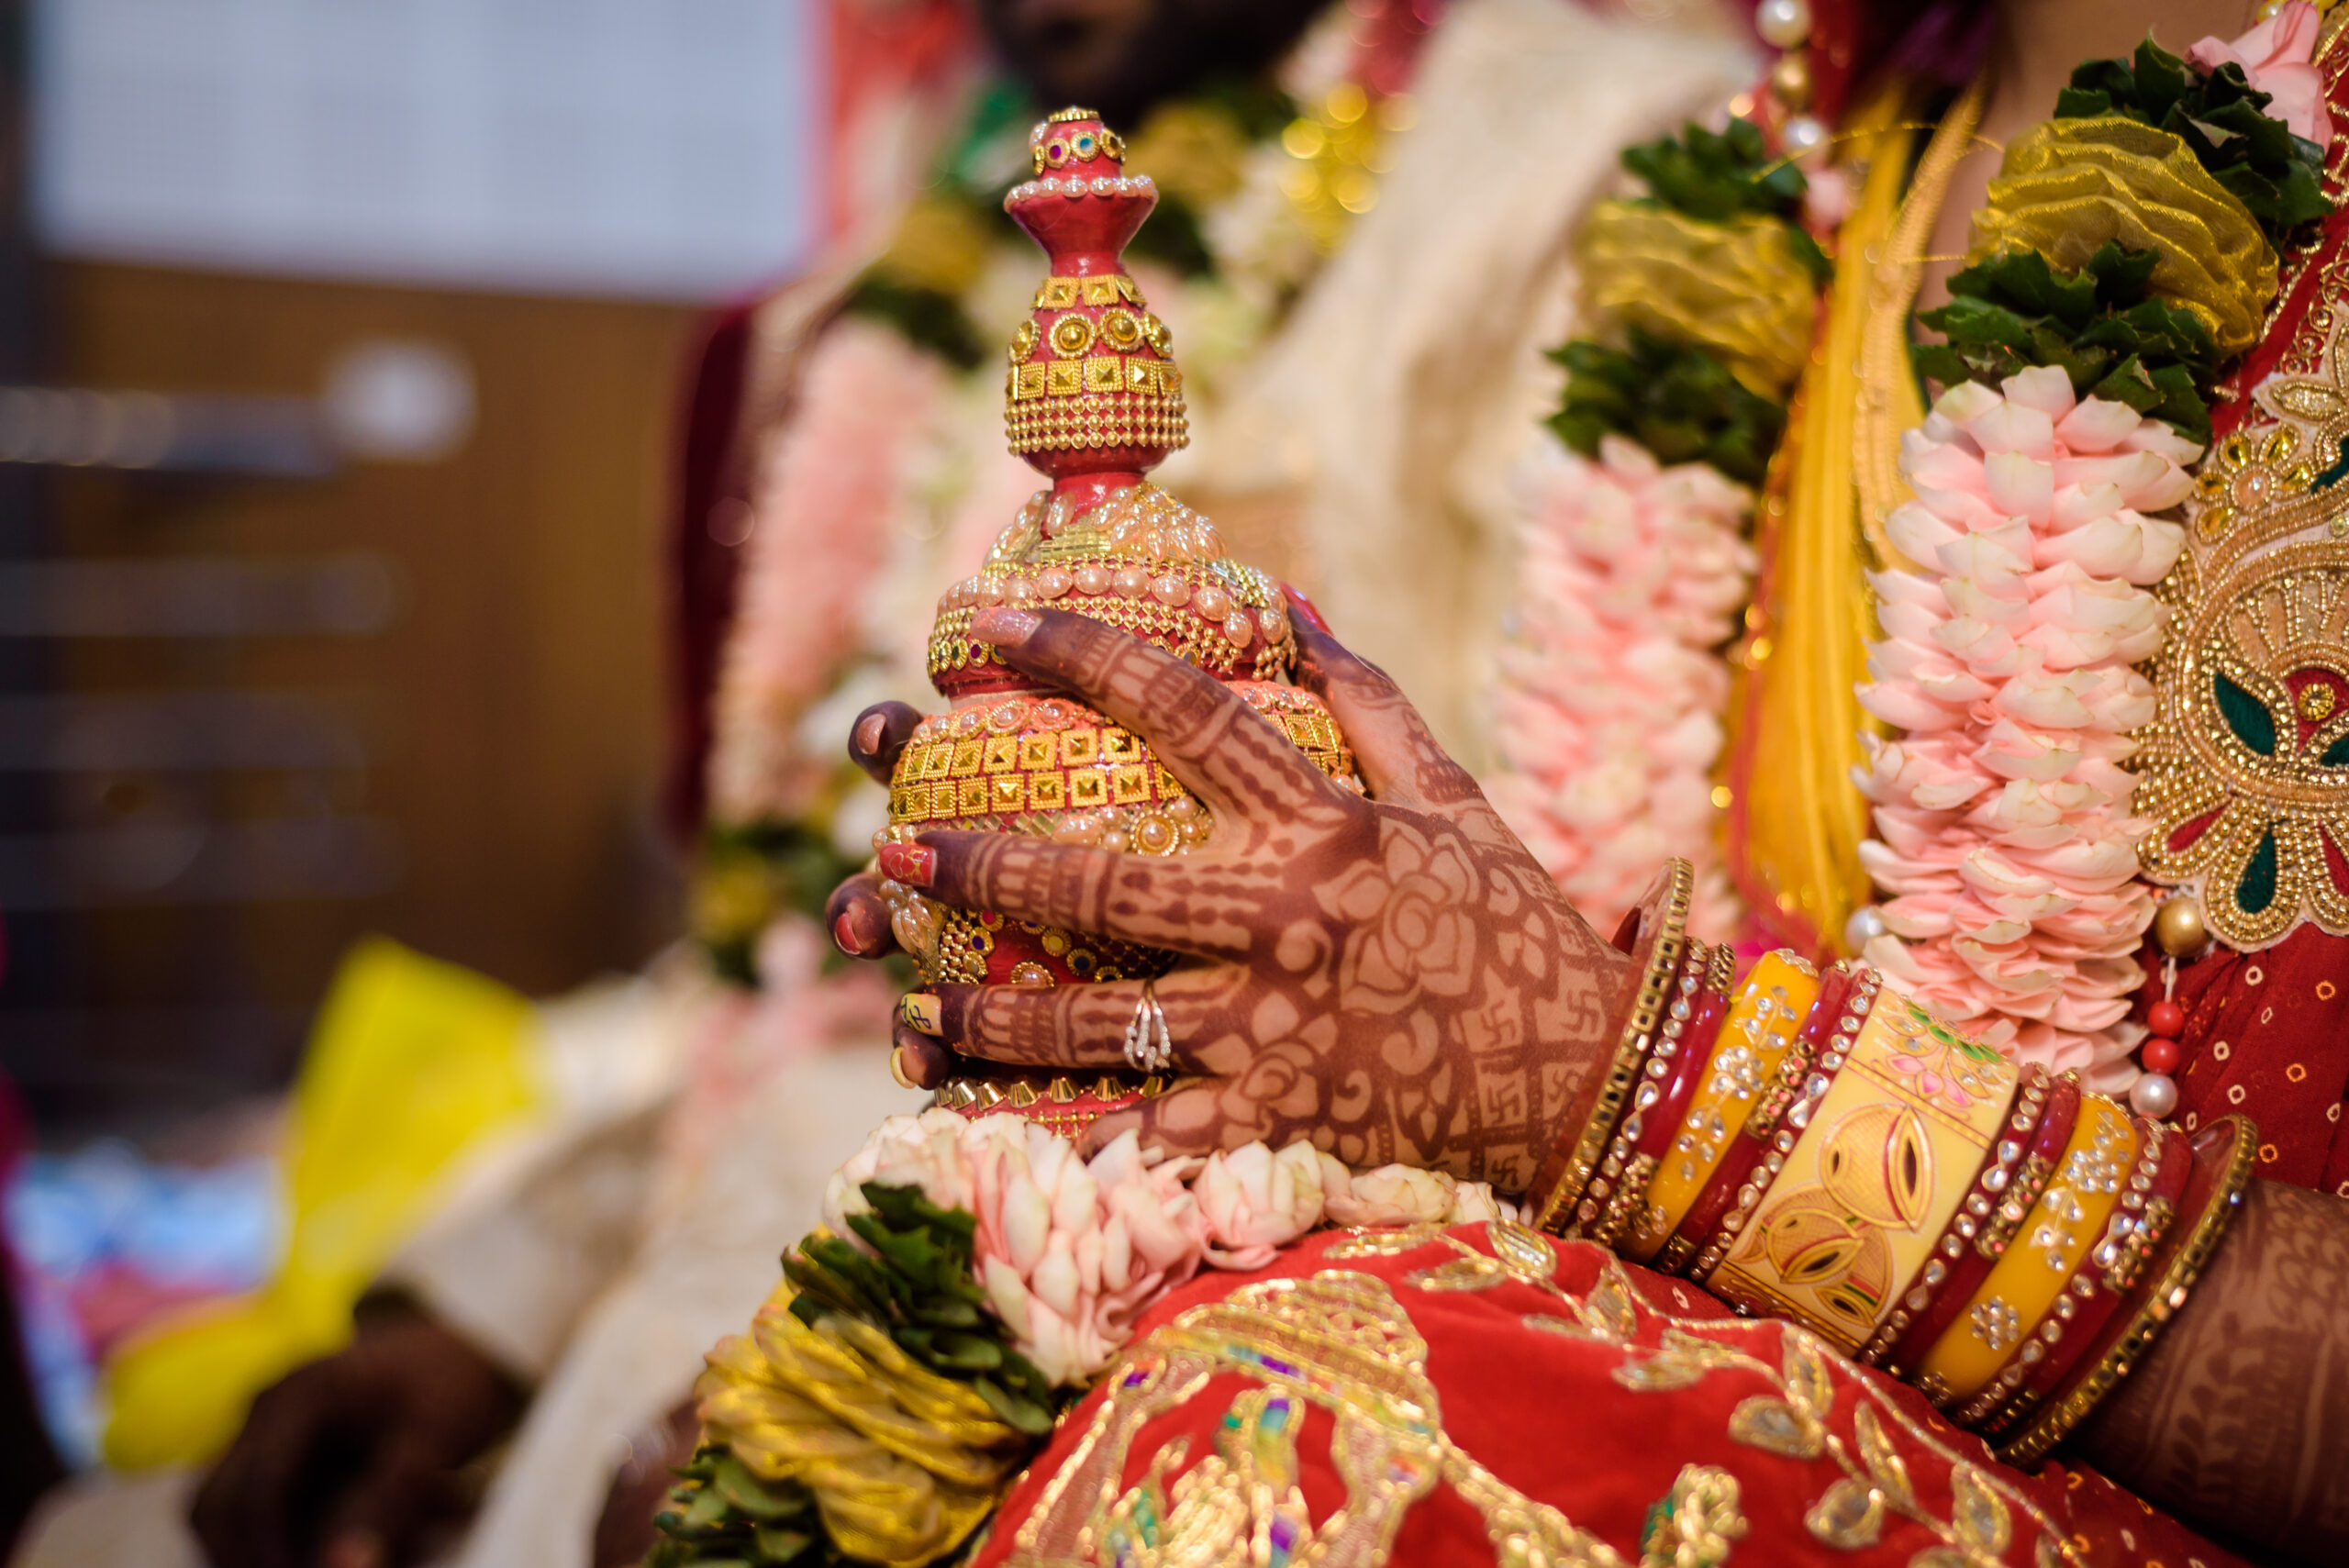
829, 599, 1633, 1194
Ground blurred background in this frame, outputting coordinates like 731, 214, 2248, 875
2, 0, 819, 1473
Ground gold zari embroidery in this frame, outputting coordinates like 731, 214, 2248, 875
1369, 1227, 2078, 1566
2140, 314, 2349, 948
1005, 1268, 1626, 1568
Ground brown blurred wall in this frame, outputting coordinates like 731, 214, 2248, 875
13, 261, 695, 1129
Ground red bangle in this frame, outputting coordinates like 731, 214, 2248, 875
1591, 961, 1733, 1247
1874, 1067, 2081, 1376
1571, 936, 1707, 1240
1639, 988, 1731, 1161
1658, 965, 1869, 1276
1976, 1116, 2193, 1438
1995, 1115, 2259, 1467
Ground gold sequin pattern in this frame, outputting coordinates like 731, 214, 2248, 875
929, 559, 1292, 683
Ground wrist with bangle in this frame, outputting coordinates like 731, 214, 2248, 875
1531, 858, 2262, 1463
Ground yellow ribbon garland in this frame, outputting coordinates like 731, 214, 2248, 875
1729, 85, 1920, 954
695, 1282, 1027, 1568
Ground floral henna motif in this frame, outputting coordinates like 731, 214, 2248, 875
877, 605, 1632, 1194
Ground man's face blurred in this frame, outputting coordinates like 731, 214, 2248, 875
975, 0, 1334, 124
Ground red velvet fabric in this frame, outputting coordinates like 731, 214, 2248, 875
2142, 927, 2349, 1195
975, 1226, 2243, 1568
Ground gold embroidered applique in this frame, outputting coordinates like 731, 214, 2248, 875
1011, 1229, 2066, 1567
2143, 299, 2349, 949
1003, 1270, 1624, 1568
2140, 532, 2349, 946
1638, 1465, 1747, 1568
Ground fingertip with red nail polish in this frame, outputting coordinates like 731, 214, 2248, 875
833, 911, 868, 956
877, 841, 936, 887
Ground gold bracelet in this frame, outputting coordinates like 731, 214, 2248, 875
1532, 859, 1693, 1235
1994, 1114, 2260, 1467
1913, 1094, 2136, 1405
1622, 950, 1821, 1262
1587, 942, 1735, 1249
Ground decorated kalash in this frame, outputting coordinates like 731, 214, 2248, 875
640, 19, 2349, 1552
868, 107, 1360, 1135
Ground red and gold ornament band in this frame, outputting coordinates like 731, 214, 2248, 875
1536, 859, 2263, 1460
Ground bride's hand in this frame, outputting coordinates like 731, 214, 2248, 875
833, 602, 1632, 1193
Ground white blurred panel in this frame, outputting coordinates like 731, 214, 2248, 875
30, 0, 818, 301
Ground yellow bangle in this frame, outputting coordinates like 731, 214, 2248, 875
1994, 1115, 2260, 1467
1702, 987, 2023, 1351
1622, 951, 1821, 1262
1914, 1094, 2138, 1405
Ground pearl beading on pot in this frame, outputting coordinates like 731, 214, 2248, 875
1005, 173, 1157, 208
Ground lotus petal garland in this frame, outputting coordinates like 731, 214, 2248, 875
1854, 367, 2194, 1084
1490, 433, 1755, 937
819, 1110, 1508, 1386
707, 320, 934, 823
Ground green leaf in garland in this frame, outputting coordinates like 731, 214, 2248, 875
1917, 243, 2218, 442
840, 274, 988, 372
2054, 34, 2332, 246
1546, 329, 1787, 487
695, 818, 872, 989
1620, 116, 1809, 227
660, 1181, 1076, 1562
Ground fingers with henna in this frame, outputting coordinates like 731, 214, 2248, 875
1288, 615, 1475, 812
969, 606, 1337, 818
902, 972, 1241, 1072
875, 831, 1245, 961
891, 1023, 954, 1090
847, 701, 926, 788
825, 873, 897, 960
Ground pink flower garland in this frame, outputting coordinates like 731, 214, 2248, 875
1855, 367, 2193, 1085
707, 320, 938, 823
2188, 0, 2332, 147
1489, 433, 1756, 937
824, 1111, 1508, 1386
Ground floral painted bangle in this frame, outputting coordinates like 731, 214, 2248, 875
1683, 1050, 1849, 1285
1995, 1115, 2259, 1468
1702, 981, 2025, 1352
1531, 859, 1693, 1235
1591, 951, 1733, 1249
1631, 951, 1830, 1265
1976, 1117, 2192, 1440
1656, 965, 1871, 1277
1914, 1094, 2138, 1407
1870, 1067, 2078, 1377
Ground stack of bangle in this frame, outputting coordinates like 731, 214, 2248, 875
1532, 859, 2263, 1462
1531, 860, 1694, 1235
